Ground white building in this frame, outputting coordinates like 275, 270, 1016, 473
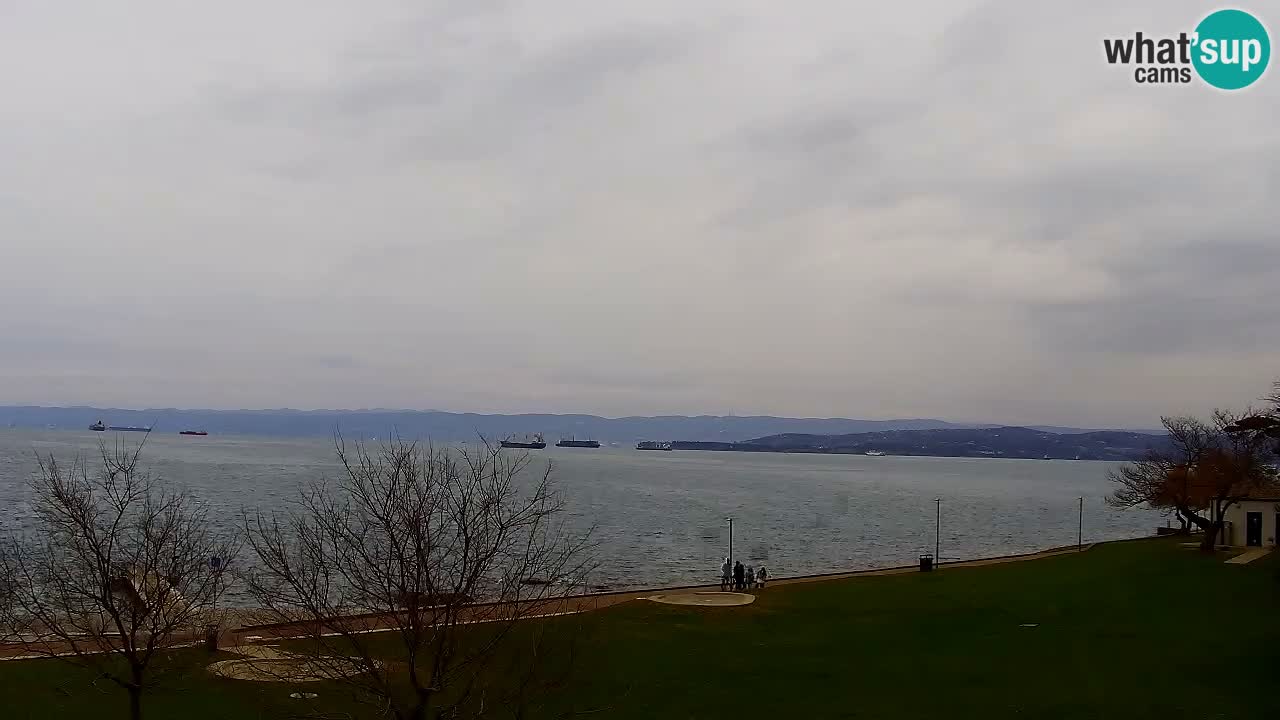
1221, 496, 1280, 547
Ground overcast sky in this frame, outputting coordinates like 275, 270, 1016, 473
1, 1, 1277, 427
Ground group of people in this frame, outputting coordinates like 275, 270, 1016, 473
720, 558, 767, 592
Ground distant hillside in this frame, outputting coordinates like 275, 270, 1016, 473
0, 406, 1162, 447
2, 405, 994, 442
674, 426, 1169, 461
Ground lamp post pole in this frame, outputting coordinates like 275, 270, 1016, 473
1078, 497, 1084, 549
726, 516, 734, 561
935, 498, 941, 567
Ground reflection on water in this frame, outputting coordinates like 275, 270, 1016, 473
0, 430, 1162, 600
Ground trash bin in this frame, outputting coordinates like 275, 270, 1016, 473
919, 554, 934, 572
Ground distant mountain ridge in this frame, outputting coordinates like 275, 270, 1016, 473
674, 426, 1170, 461
0, 405, 1156, 443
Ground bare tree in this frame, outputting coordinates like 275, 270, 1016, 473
0, 438, 238, 720
243, 437, 594, 720
1223, 379, 1280, 453
1109, 412, 1277, 550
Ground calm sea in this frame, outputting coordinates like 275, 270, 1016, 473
0, 429, 1163, 601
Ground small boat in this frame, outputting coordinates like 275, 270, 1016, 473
636, 441, 673, 451
556, 437, 601, 449
89, 420, 106, 432
179, 430, 208, 436
864, 450, 885, 457
500, 433, 546, 449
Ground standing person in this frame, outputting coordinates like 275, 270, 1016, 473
746, 566, 755, 590
756, 565, 768, 589
733, 561, 745, 592
720, 557, 731, 591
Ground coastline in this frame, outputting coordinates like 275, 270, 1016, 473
225, 539, 1123, 644
0, 536, 1161, 660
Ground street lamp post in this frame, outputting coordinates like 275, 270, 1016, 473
726, 516, 734, 561
1078, 497, 1084, 549
934, 498, 941, 567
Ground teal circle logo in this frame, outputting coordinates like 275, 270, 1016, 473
1192, 9, 1270, 90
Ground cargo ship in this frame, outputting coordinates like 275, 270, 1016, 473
90, 420, 151, 432
636, 441, 673, 451
179, 430, 208, 436
556, 437, 600, 449
500, 433, 546, 449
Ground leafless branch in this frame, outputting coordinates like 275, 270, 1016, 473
0, 435, 239, 720
242, 436, 595, 720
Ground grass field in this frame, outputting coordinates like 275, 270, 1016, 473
4, 538, 1279, 719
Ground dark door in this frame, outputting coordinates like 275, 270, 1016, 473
1245, 512, 1263, 547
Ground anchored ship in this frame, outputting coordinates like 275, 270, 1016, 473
636, 441, 673, 451
89, 420, 151, 432
500, 433, 547, 449
864, 450, 886, 456
555, 437, 600, 449
179, 430, 209, 436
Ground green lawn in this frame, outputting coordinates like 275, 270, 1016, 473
4, 538, 1279, 719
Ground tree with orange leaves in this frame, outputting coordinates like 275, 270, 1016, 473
1109, 411, 1277, 550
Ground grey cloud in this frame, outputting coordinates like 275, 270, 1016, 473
1027, 296, 1280, 356
1023, 233, 1280, 355
217, 72, 446, 124
507, 23, 700, 109
313, 355, 364, 370
710, 101, 910, 233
